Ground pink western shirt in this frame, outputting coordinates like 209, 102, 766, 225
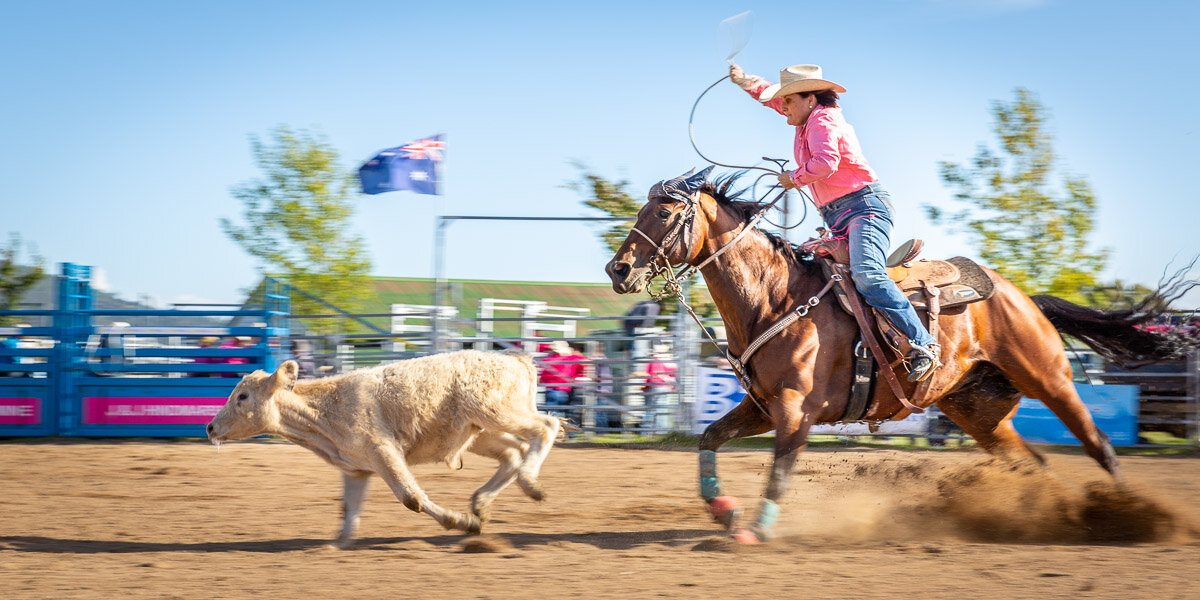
745, 80, 878, 208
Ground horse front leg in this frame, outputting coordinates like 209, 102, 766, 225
731, 389, 815, 545
697, 396, 773, 531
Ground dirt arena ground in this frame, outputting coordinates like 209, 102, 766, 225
1, 440, 1197, 599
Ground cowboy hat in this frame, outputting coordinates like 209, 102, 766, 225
758, 64, 845, 102
550, 340, 571, 355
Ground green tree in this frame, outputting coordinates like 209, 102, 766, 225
931, 88, 1107, 304
221, 126, 372, 332
0, 233, 45, 326
564, 162, 643, 254
566, 164, 716, 317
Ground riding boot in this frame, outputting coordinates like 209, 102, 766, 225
906, 343, 941, 382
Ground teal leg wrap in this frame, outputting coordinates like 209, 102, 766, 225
699, 450, 720, 501
754, 499, 780, 531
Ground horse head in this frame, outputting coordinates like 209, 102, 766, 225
605, 167, 714, 294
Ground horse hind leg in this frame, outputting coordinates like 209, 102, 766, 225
935, 368, 1047, 466
1033, 380, 1123, 479
947, 363, 1122, 479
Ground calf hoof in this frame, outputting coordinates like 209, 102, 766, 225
332, 536, 356, 550
729, 527, 762, 545
449, 513, 483, 535
707, 496, 742, 531
471, 497, 493, 524
519, 479, 546, 502
464, 514, 483, 535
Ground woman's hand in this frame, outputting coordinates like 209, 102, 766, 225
729, 63, 750, 86
776, 171, 796, 190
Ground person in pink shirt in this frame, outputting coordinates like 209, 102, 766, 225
633, 343, 678, 431
539, 340, 584, 418
728, 62, 941, 382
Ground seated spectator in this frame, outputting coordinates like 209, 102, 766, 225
191, 336, 219, 377
632, 343, 678, 431
587, 347, 622, 430
539, 340, 583, 419
218, 336, 253, 378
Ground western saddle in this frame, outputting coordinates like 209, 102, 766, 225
798, 234, 994, 418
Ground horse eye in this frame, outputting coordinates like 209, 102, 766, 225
236, 393, 248, 403
657, 208, 671, 219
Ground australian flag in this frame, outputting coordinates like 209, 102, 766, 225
358, 135, 444, 195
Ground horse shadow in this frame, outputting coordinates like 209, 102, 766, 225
0, 528, 715, 554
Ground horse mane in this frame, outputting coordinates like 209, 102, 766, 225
701, 171, 818, 276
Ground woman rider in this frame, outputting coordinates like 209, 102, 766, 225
729, 63, 940, 381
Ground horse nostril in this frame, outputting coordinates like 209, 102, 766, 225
612, 262, 631, 279
206, 423, 214, 436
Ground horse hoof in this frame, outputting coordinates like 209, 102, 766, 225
707, 496, 742, 530
730, 527, 761, 545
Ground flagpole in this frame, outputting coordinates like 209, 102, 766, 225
430, 133, 448, 353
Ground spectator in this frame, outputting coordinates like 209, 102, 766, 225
191, 336, 220, 377
563, 343, 588, 406
587, 346, 622, 430
539, 340, 583, 420
633, 343, 678, 431
623, 300, 661, 333
217, 336, 252, 378
290, 339, 317, 379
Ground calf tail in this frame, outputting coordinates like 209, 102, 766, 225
1031, 294, 1198, 368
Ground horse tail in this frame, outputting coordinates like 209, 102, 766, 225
1030, 294, 1198, 368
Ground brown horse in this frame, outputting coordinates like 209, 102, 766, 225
605, 170, 1193, 544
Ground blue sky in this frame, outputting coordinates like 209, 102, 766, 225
3, 0, 1197, 307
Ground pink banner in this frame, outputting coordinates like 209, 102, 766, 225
82, 397, 227, 425
0, 397, 41, 425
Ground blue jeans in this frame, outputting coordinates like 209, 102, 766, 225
544, 388, 570, 418
820, 184, 936, 348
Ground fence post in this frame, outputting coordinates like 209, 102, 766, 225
1190, 349, 1199, 444
54, 263, 92, 436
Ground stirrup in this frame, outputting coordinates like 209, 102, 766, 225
905, 343, 941, 382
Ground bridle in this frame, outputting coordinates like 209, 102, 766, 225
622, 187, 841, 417
629, 189, 778, 302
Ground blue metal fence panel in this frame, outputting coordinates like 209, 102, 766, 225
66, 377, 239, 437
0, 378, 55, 437
1012, 384, 1140, 445
0, 263, 291, 437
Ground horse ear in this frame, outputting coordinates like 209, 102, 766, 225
681, 166, 714, 193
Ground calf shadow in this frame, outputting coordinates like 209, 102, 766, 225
0, 528, 713, 554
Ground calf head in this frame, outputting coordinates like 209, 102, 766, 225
207, 360, 299, 443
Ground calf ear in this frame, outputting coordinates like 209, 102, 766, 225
272, 360, 300, 391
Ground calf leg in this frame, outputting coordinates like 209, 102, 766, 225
514, 414, 560, 501
335, 471, 371, 548
371, 444, 481, 534
466, 432, 527, 523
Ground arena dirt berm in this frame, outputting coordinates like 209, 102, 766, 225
1, 441, 1197, 599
